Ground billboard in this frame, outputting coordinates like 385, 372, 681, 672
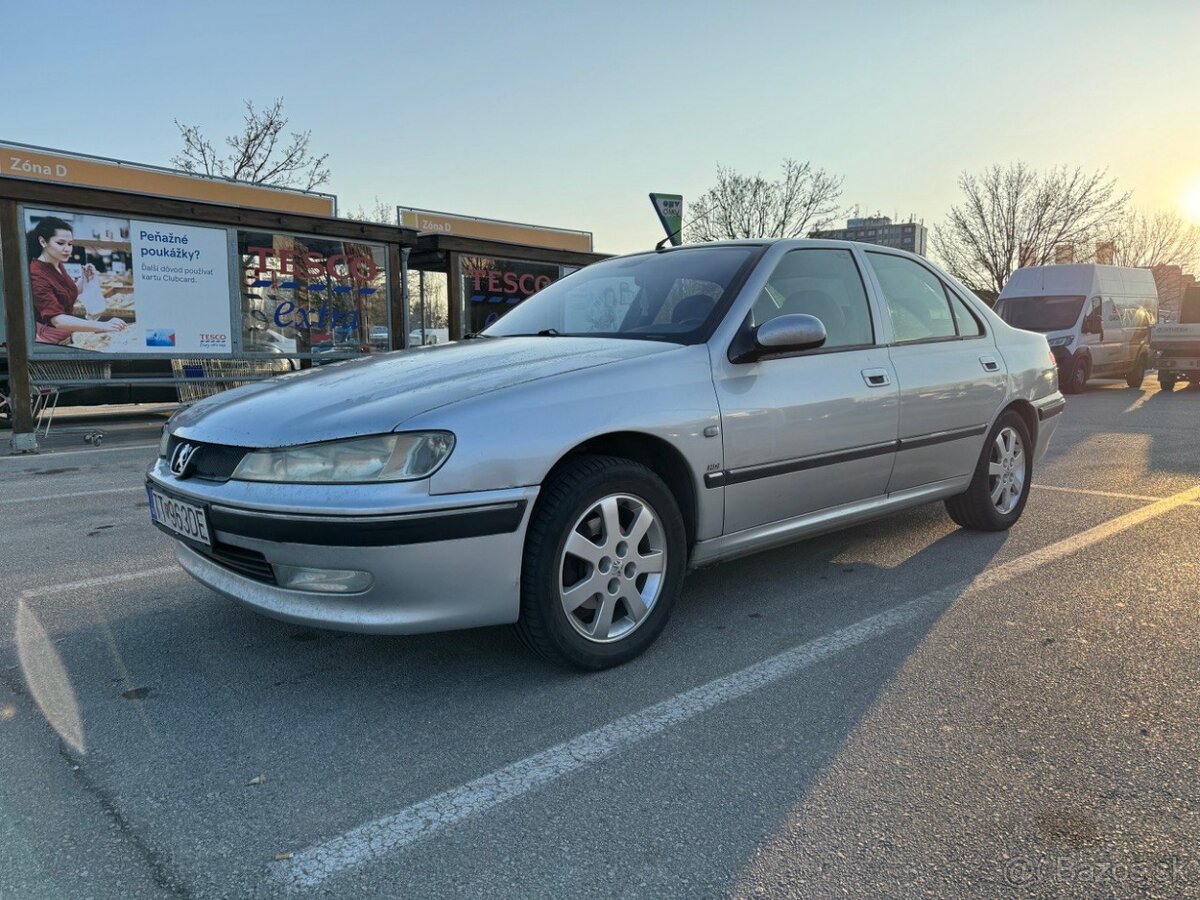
3, 142, 336, 216
399, 207, 593, 253
24, 207, 232, 354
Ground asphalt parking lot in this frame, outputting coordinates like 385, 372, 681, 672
2, 378, 1199, 899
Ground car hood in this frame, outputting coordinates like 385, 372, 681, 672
171, 337, 680, 447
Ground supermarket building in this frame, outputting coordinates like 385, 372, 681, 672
0, 141, 604, 451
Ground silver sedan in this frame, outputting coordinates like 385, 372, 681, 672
147, 240, 1064, 669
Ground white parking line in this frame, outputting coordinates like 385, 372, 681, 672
0, 487, 142, 505
0, 442, 159, 462
1034, 483, 1200, 505
277, 483, 1200, 891
20, 566, 180, 599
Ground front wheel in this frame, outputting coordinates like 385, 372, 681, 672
1159, 373, 1177, 392
945, 410, 1033, 532
515, 455, 687, 669
1063, 355, 1090, 394
1126, 353, 1148, 388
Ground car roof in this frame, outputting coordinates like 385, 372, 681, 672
646, 237, 923, 258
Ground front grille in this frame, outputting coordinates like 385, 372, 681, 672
165, 436, 250, 482
198, 542, 277, 585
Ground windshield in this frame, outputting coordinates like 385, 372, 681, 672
482, 245, 761, 342
994, 295, 1086, 332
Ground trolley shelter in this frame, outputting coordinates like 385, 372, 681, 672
401, 208, 600, 343
0, 143, 605, 452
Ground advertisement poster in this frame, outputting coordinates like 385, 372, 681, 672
24, 208, 232, 354
239, 231, 389, 358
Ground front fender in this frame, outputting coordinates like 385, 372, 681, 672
410, 344, 722, 503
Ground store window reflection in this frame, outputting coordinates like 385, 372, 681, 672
407, 270, 448, 345
459, 255, 565, 334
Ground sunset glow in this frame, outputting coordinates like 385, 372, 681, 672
1182, 180, 1200, 224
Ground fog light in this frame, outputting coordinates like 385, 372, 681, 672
274, 565, 373, 594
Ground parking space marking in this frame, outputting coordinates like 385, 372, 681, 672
1034, 483, 1200, 505
277, 483, 1200, 891
0, 442, 159, 462
20, 566, 180, 600
0, 487, 142, 505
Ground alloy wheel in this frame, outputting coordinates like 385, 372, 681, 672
559, 493, 666, 643
988, 426, 1026, 515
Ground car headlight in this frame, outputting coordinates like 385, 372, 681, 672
1047, 335, 1074, 348
231, 432, 455, 483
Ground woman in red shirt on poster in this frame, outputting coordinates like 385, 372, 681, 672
28, 216, 128, 345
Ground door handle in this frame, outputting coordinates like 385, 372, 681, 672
979, 356, 1000, 372
861, 368, 892, 387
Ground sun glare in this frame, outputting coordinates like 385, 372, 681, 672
1182, 180, 1200, 224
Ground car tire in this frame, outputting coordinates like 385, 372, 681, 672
1158, 373, 1176, 392
944, 410, 1033, 532
1126, 352, 1147, 388
515, 455, 687, 670
1063, 354, 1090, 394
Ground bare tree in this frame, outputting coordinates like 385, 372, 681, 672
685, 159, 843, 242
1091, 210, 1200, 270
345, 196, 397, 224
932, 163, 1129, 294
172, 98, 331, 191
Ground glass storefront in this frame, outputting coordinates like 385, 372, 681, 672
239, 230, 390, 359
459, 255, 565, 334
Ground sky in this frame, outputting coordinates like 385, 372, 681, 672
3, 0, 1199, 255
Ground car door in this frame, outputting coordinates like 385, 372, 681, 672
862, 251, 1006, 493
710, 246, 900, 534
1105, 296, 1132, 372
1078, 296, 1104, 366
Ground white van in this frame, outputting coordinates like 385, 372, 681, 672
994, 265, 1157, 393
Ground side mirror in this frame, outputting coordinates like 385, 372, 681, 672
757, 314, 827, 351
731, 313, 827, 363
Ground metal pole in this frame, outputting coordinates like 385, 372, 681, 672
399, 245, 411, 350
1, 199, 37, 452
447, 251, 463, 341
418, 269, 426, 344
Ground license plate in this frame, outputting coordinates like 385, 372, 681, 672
148, 487, 211, 547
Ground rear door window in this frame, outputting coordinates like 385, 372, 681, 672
948, 289, 984, 337
866, 252, 957, 343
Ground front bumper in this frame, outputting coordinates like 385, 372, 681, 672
147, 460, 537, 634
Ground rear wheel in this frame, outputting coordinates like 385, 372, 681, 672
516, 455, 687, 669
1126, 352, 1148, 388
1158, 372, 1177, 392
945, 410, 1033, 532
1063, 355, 1090, 394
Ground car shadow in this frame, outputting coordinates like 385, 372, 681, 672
1, 498, 1015, 894
1064, 379, 1200, 478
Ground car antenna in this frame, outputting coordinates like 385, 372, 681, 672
655, 222, 686, 252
